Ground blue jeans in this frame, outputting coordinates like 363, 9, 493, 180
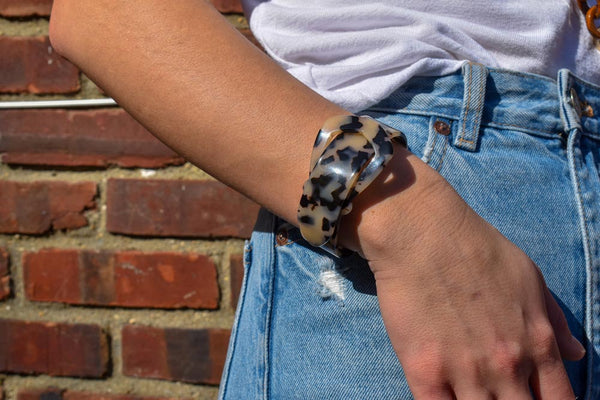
219, 64, 600, 399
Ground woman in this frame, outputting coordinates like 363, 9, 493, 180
50, 1, 599, 398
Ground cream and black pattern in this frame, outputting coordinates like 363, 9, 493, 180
298, 115, 407, 255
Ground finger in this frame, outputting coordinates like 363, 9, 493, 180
495, 388, 533, 400
452, 369, 532, 400
543, 286, 586, 361
410, 384, 455, 400
451, 383, 494, 400
401, 351, 456, 400
530, 357, 575, 400
491, 375, 533, 400
452, 384, 531, 400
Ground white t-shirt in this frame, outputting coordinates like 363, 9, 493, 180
243, 0, 600, 112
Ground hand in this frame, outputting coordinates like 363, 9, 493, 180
339, 147, 585, 399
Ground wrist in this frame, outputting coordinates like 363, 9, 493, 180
336, 146, 450, 260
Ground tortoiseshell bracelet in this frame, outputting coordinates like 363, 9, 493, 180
297, 115, 407, 256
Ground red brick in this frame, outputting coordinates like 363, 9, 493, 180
0, 36, 79, 94
23, 249, 219, 309
122, 325, 230, 385
230, 254, 244, 309
0, 0, 52, 17
114, 251, 219, 309
17, 388, 64, 400
0, 248, 11, 301
211, 0, 243, 13
18, 388, 188, 400
106, 179, 259, 238
0, 319, 108, 377
0, 109, 184, 168
22, 250, 81, 304
0, 181, 96, 234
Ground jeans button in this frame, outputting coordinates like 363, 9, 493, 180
276, 227, 288, 245
434, 120, 451, 135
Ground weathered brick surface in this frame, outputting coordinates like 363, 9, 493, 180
0, 319, 108, 377
24, 249, 219, 309
0, 37, 79, 94
0, 181, 96, 234
18, 388, 189, 400
0, 109, 185, 168
0, 248, 10, 301
122, 325, 230, 385
0, 3, 254, 394
210, 0, 243, 13
0, 0, 52, 17
107, 179, 259, 238
18, 388, 65, 400
230, 254, 244, 309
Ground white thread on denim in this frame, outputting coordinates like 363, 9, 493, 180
317, 269, 346, 303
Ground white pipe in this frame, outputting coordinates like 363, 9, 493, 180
0, 98, 117, 109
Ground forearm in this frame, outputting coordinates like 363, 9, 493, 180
50, 0, 348, 225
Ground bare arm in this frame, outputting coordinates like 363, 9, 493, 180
50, 0, 349, 224
50, 1, 583, 398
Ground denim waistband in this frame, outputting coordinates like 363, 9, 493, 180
368, 63, 600, 149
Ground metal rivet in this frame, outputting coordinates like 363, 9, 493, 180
276, 228, 288, 245
434, 121, 451, 136
569, 88, 583, 116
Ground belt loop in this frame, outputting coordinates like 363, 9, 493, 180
558, 69, 583, 133
454, 62, 488, 152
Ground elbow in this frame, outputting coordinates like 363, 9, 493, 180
48, 0, 71, 57
49, 0, 80, 59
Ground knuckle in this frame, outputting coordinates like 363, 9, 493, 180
412, 386, 452, 400
404, 349, 447, 385
531, 322, 559, 359
491, 341, 528, 376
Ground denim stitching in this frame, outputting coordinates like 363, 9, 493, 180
459, 63, 474, 145
218, 242, 253, 400
431, 120, 440, 147
436, 138, 449, 172
263, 217, 277, 400
485, 120, 556, 136
562, 74, 576, 133
567, 130, 594, 400
487, 67, 556, 82
423, 117, 440, 165
367, 108, 457, 121
458, 65, 486, 146
369, 107, 560, 137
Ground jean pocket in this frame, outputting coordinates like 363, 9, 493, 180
362, 110, 450, 168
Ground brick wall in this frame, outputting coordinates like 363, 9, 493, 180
0, 1, 258, 399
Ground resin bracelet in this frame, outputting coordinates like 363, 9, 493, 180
297, 115, 407, 256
